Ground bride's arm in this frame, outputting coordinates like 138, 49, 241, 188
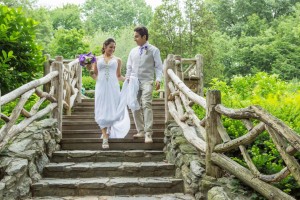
116, 58, 125, 82
89, 62, 98, 80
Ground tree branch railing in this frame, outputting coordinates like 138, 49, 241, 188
0, 56, 82, 153
164, 54, 299, 200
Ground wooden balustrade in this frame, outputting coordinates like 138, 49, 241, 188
0, 55, 82, 153
164, 54, 299, 200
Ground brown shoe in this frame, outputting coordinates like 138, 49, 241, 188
145, 133, 153, 143
133, 132, 145, 138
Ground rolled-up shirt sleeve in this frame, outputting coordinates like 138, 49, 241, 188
126, 50, 133, 78
153, 48, 163, 82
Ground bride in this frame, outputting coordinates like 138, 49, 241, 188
88, 38, 130, 149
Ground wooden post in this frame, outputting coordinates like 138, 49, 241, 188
43, 54, 51, 92
164, 54, 175, 123
205, 90, 223, 178
65, 63, 72, 116
76, 60, 82, 104
51, 56, 64, 132
174, 55, 183, 80
195, 54, 204, 96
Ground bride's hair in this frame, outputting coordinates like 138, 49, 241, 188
102, 38, 116, 54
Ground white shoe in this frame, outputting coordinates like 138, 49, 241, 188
145, 133, 153, 143
133, 132, 145, 138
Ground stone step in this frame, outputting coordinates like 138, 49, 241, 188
43, 161, 175, 178
51, 150, 166, 163
27, 193, 195, 200
62, 129, 165, 139
61, 138, 164, 150
62, 122, 165, 130
32, 177, 183, 197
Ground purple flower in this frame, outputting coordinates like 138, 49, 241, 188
79, 52, 96, 66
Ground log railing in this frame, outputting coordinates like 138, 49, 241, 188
165, 54, 300, 200
0, 56, 82, 152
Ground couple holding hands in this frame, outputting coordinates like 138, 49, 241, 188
87, 26, 163, 149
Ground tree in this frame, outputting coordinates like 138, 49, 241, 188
148, 0, 184, 60
0, 5, 44, 94
82, 0, 153, 33
49, 28, 89, 59
50, 4, 83, 30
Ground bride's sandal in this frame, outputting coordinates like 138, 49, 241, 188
102, 138, 109, 149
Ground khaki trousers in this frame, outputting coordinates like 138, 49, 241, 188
132, 80, 153, 136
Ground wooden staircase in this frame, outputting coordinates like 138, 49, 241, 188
30, 98, 194, 199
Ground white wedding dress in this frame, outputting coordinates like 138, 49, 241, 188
94, 56, 130, 138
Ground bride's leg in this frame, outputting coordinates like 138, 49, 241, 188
101, 128, 109, 149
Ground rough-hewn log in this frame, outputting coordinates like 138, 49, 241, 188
215, 104, 258, 119
168, 101, 206, 152
179, 91, 206, 140
0, 89, 35, 141
0, 114, 10, 123
35, 88, 56, 103
206, 90, 223, 178
214, 122, 265, 153
216, 116, 231, 142
0, 103, 57, 153
168, 69, 206, 108
164, 55, 175, 123
0, 71, 58, 106
195, 54, 204, 96
252, 106, 300, 152
211, 153, 296, 200
259, 167, 290, 183
266, 125, 300, 185
168, 82, 184, 117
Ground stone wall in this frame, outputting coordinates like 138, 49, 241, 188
0, 119, 61, 200
164, 122, 262, 200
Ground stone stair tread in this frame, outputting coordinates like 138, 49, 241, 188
33, 177, 182, 187
62, 121, 165, 125
62, 129, 164, 133
27, 193, 195, 199
45, 161, 174, 170
51, 150, 166, 163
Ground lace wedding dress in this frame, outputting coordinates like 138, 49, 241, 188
94, 56, 130, 138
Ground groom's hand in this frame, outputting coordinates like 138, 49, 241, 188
155, 81, 160, 91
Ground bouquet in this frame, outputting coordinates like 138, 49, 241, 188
79, 52, 96, 70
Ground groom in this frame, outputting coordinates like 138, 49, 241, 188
126, 26, 163, 143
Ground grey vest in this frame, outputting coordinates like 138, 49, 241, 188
133, 44, 156, 83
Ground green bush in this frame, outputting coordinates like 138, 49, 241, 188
0, 5, 45, 95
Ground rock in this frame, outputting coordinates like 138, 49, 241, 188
207, 186, 231, 200
8, 139, 33, 153
190, 160, 205, 177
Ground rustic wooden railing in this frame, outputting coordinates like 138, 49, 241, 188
0, 56, 81, 152
164, 54, 300, 200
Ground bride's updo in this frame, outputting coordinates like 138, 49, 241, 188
102, 38, 116, 54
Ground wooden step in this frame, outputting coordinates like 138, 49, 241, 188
62, 122, 165, 130
63, 113, 165, 120
43, 161, 175, 178
81, 98, 165, 102
31, 177, 183, 197
51, 150, 166, 163
61, 138, 164, 150
62, 129, 165, 139
72, 106, 165, 112
77, 101, 165, 106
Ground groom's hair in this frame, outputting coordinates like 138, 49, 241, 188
134, 26, 148, 41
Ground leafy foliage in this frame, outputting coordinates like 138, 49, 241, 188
82, 0, 153, 33
0, 5, 44, 95
48, 28, 89, 59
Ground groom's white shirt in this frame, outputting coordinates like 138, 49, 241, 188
126, 42, 163, 82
